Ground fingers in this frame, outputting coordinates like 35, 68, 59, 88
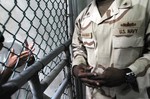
78, 72, 96, 78
25, 41, 35, 52
28, 44, 35, 53
90, 74, 106, 80
9, 49, 31, 60
7, 48, 18, 68
31, 47, 35, 52
9, 48, 15, 58
28, 43, 33, 49
25, 39, 28, 47
81, 78, 106, 87
78, 72, 107, 87
28, 43, 35, 51
17, 51, 30, 67
19, 51, 30, 59
84, 66, 93, 72
19, 50, 34, 62
81, 78, 99, 86
7, 41, 35, 67
11, 48, 14, 53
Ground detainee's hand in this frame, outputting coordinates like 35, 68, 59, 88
24, 41, 35, 65
7, 48, 30, 68
90, 67, 126, 87
6, 48, 17, 68
25, 40, 35, 52
17, 50, 31, 66
73, 63, 99, 87
7, 41, 35, 68
18, 41, 35, 66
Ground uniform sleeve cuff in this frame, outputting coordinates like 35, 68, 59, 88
128, 58, 149, 75
72, 56, 87, 67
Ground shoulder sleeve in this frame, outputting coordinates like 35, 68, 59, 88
72, 20, 87, 66
71, 8, 90, 67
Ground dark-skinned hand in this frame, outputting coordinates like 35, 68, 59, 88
89, 67, 126, 87
72, 63, 101, 87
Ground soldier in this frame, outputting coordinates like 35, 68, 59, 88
72, 0, 150, 99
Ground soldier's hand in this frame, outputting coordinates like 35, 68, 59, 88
90, 67, 126, 87
72, 64, 99, 87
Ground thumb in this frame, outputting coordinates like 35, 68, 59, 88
9, 48, 15, 57
84, 66, 93, 72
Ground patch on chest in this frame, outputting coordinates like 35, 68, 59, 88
113, 21, 142, 37
116, 28, 138, 36
81, 33, 92, 39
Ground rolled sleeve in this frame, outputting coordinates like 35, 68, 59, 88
128, 58, 150, 75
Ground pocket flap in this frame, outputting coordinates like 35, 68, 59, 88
113, 36, 144, 48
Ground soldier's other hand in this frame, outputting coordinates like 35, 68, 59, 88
91, 67, 126, 87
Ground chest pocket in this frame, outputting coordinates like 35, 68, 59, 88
113, 36, 144, 49
112, 36, 144, 68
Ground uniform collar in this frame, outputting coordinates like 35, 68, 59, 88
84, 0, 132, 24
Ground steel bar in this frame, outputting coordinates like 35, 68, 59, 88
41, 60, 67, 92
52, 77, 69, 99
0, 40, 71, 96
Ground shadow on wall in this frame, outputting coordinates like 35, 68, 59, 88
76, 0, 93, 14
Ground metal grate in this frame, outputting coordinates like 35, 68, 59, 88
0, 0, 73, 98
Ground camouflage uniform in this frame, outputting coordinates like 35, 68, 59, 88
72, 0, 150, 99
